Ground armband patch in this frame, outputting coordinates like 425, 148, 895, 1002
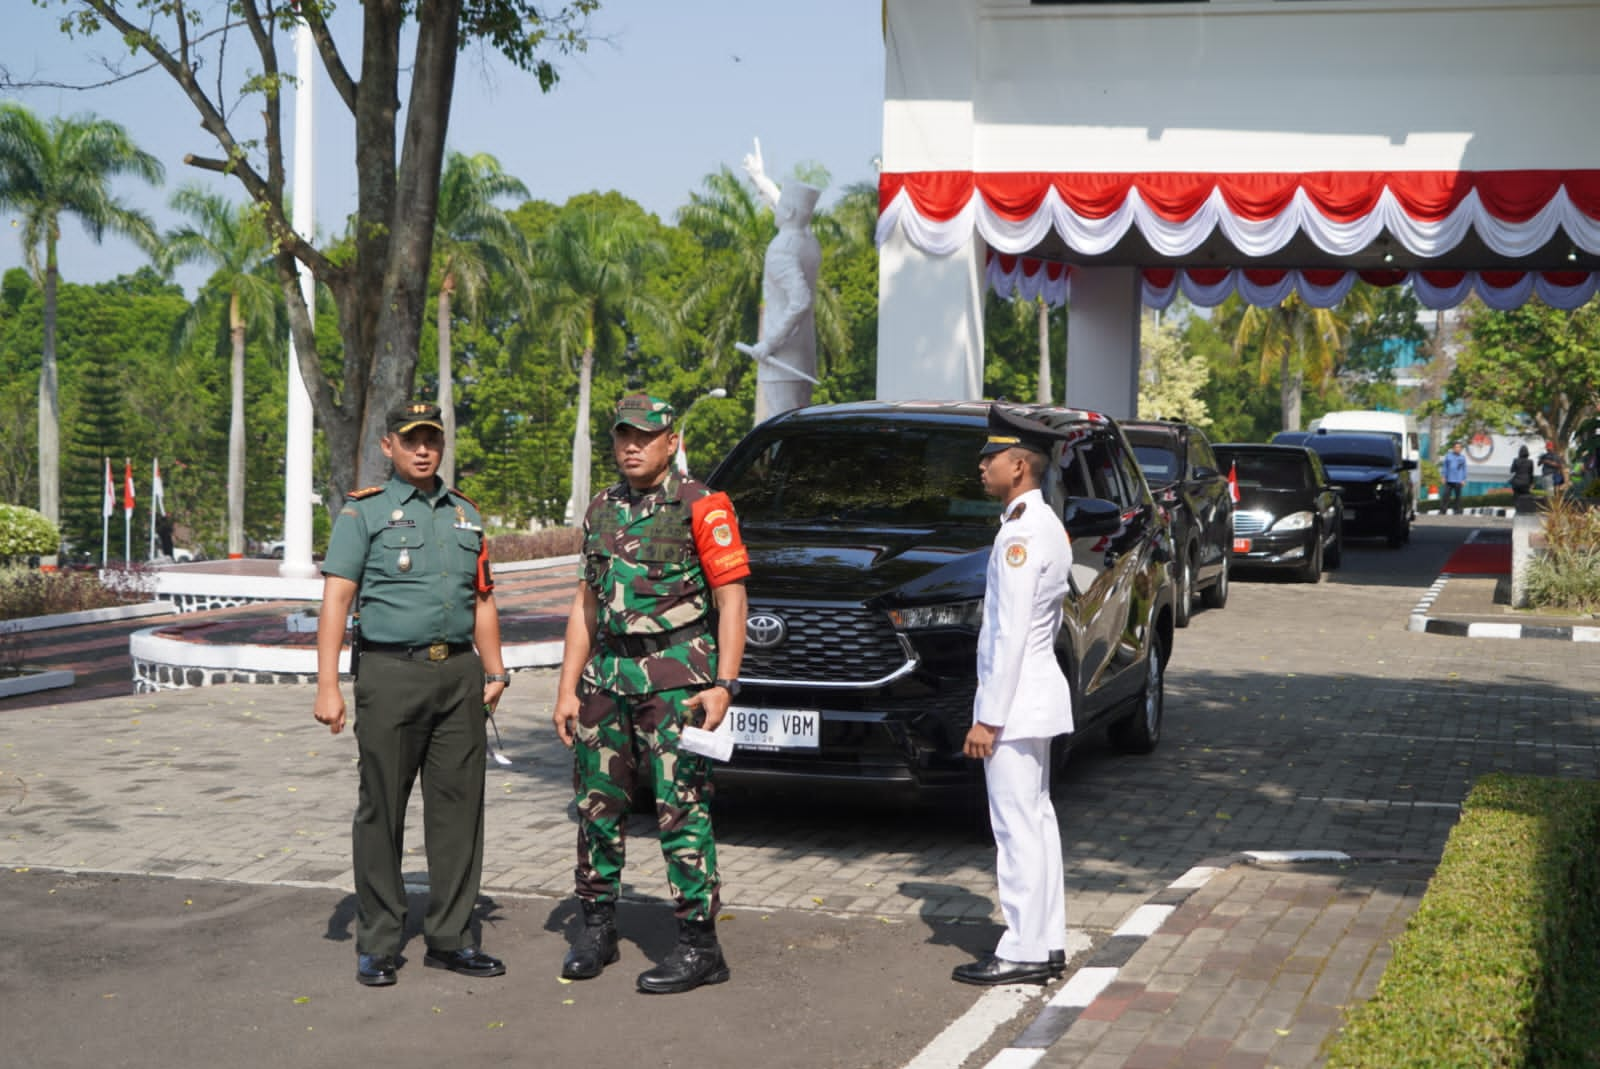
1004, 542, 1028, 568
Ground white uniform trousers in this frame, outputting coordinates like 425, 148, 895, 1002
984, 735, 1066, 962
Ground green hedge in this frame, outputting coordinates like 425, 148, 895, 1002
1325, 774, 1600, 1067
0, 504, 59, 561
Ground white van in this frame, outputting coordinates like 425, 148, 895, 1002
1308, 410, 1422, 492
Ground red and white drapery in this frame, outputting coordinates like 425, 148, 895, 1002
879, 171, 1600, 310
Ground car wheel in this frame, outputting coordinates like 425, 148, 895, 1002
1298, 526, 1324, 582
1173, 547, 1194, 628
1200, 553, 1229, 609
1387, 515, 1408, 548
1325, 522, 1343, 570
1110, 633, 1164, 755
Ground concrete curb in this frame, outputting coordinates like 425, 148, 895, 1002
1, 600, 177, 634
1408, 575, 1600, 642
0, 667, 77, 698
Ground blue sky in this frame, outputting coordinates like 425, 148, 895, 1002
2, 1, 886, 294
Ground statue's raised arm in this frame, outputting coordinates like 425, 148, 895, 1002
741, 137, 782, 211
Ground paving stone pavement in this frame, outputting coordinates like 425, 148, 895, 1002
3, 518, 1598, 1067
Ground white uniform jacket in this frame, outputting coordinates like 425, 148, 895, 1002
973, 488, 1074, 740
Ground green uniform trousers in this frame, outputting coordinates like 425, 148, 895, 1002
352, 649, 486, 956
572, 685, 721, 922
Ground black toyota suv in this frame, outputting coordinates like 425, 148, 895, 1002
1121, 420, 1233, 627
705, 400, 1176, 794
1303, 430, 1417, 547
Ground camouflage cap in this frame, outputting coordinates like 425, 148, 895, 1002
387, 401, 445, 435
613, 393, 675, 432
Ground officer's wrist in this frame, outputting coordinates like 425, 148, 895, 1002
485, 672, 511, 686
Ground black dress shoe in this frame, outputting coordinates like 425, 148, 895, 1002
1049, 949, 1067, 978
424, 946, 506, 978
356, 953, 398, 987
952, 955, 1054, 986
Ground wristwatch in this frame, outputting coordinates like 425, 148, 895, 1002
713, 677, 742, 698
485, 672, 511, 686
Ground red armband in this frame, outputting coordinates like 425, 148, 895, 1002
475, 538, 494, 594
691, 491, 751, 587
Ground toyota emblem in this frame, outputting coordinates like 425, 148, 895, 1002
745, 612, 788, 649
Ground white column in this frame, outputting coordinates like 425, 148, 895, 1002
1064, 267, 1143, 419
279, 19, 318, 580
876, 226, 986, 400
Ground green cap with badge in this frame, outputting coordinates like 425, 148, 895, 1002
388, 401, 445, 435
613, 393, 675, 431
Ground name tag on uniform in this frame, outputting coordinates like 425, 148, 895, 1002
384, 519, 416, 528
454, 521, 483, 532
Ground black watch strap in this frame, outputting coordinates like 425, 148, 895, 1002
713, 677, 741, 697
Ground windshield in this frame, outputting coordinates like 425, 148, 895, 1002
1131, 443, 1181, 484
714, 423, 1003, 525
1216, 452, 1309, 490
1306, 438, 1395, 467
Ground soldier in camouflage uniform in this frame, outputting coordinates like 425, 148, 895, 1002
553, 393, 751, 994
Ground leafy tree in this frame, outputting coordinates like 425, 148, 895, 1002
1139, 313, 1211, 425
431, 150, 529, 484
161, 187, 279, 557
0, 102, 161, 533
1234, 291, 1365, 432
38, 0, 597, 507
1342, 282, 1429, 410
1446, 299, 1600, 451
983, 289, 1066, 402
528, 203, 671, 520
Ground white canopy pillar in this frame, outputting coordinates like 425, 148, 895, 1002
876, 0, 984, 401
1064, 267, 1142, 419
877, 226, 985, 400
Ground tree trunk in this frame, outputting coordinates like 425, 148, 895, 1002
1281, 346, 1304, 432
1036, 299, 1051, 403
567, 347, 594, 525
228, 291, 247, 558
38, 238, 60, 530
437, 278, 455, 485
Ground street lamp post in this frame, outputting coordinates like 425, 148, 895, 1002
675, 388, 728, 476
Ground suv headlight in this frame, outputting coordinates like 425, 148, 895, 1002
888, 599, 984, 631
1272, 511, 1314, 532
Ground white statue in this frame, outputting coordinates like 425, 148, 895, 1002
735, 138, 822, 425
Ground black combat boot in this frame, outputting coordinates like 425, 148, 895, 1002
561, 900, 620, 980
636, 917, 729, 994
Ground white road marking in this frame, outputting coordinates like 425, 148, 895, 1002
902, 985, 1042, 1069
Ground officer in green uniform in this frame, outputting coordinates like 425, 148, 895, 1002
553, 393, 751, 994
313, 401, 511, 988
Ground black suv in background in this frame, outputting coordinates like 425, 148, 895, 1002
1303, 430, 1417, 547
1122, 420, 1233, 626
706, 401, 1175, 795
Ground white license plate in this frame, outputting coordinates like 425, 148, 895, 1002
1343, 508, 1357, 521
728, 706, 820, 751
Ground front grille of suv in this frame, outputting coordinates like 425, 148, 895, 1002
741, 603, 909, 685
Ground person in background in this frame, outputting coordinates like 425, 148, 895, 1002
1509, 444, 1536, 499
313, 401, 510, 989
1538, 442, 1566, 494
1440, 442, 1468, 515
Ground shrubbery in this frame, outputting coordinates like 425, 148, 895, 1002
1324, 774, 1600, 1067
1524, 493, 1600, 613
0, 504, 60, 562
0, 566, 154, 621
486, 527, 581, 564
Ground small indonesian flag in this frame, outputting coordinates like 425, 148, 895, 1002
123, 458, 136, 515
102, 457, 115, 518
152, 459, 166, 516
1227, 462, 1240, 503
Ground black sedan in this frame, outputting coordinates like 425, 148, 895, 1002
1123, 420, 1233, 627
1302, 431, 1416, 547
1213, 443, 1343, 582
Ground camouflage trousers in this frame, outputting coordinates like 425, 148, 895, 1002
572, 685, 721, 922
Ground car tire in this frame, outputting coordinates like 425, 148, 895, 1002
1325, 522, 1343, 570
1387, 516, 1409, 548
1200, 554, 1229, 609
1110, 633, 1164, 755
1298, 527, 1324, 583
1173, 547, 1194, 628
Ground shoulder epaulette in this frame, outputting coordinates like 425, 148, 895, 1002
448, 487, 480, 509
346, 485, 385, 500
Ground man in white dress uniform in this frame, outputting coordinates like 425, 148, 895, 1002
953, 406, 1073, 986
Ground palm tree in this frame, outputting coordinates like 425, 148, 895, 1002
1234, 292, 1365, 432
528, 206, 670, 521
0, 103, 162, 534
161, 187, 278, 558
432, 151, 529, 484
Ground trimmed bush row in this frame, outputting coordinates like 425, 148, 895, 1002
1324, 774, 1600, 1067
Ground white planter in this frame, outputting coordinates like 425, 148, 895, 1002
0, 668, 76, 699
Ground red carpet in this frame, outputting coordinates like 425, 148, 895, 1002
1441, 541, 1511, 575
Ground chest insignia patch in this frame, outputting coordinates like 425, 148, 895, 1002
712, 523, 733, 547
397, 548, 413, 573
1004, 542, 1028, 568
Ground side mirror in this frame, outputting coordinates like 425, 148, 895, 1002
1191, 465, 1218, 480
1064, 497, 1123, 538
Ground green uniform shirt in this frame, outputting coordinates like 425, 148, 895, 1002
323, 476, 491, 645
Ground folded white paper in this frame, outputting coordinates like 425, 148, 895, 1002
680, 724, 734, 762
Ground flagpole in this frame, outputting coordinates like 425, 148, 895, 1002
279, 10, 319, 580
149, 458, 158, 560
124, 457, 133, 564
101, 456, 110, 569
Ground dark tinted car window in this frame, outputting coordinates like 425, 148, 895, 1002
1217, 451, 1311, 490
716, 424, 1001, 525
1132, 443, 1181, 484
1307, 436, 1397, 467
1188, 431, 1217, 472
1061, 434, 1127, 505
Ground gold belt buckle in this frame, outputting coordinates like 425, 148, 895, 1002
428, 643, 449, 662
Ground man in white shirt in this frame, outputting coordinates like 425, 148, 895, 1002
954, 406, 1074, 986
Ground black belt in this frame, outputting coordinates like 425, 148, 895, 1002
362, 641, 475, 662
600, 622, 708, 658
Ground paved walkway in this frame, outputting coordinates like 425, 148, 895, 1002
4, 515, 1598, 1067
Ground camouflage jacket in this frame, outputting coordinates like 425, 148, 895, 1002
579, 471, 748, 695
